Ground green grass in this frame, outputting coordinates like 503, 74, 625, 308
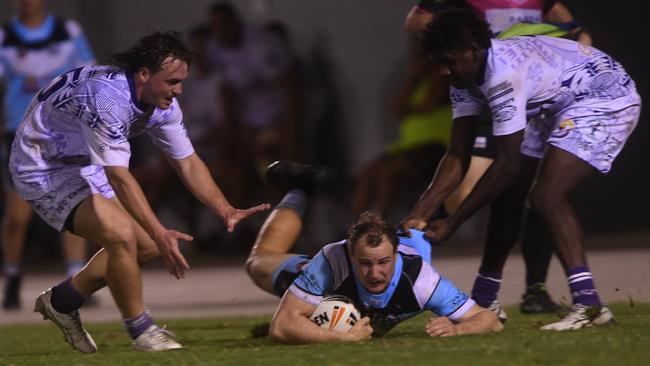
1, 303, 650, 366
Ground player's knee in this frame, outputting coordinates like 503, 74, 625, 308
106, 221, 138, 254
137, 242, 160, 264
245, 255, 261, 280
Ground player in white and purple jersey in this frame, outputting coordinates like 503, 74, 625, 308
10, 31, 269, 352
402, 8, 640, 330
405, 0, 594, 320
245, 161, 502, 343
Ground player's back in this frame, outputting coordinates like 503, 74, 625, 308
489, 36, 637, 116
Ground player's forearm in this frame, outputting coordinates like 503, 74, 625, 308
446, 156, 520, 229
455, 310, 503, 335
104, 166, 166, 237
410, 152, 466, 220
172, 153, 233, 218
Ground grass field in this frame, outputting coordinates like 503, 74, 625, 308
1, 303, 649, 366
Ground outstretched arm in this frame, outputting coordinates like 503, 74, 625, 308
425, 129, 525, 242
105, 165, 192, 279
426, 304, 503, 337
401, 115, 477, 230
168, 152, 270, 232
269, 291, 373, 344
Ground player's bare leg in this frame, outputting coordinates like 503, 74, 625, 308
247, 208, 303, 293
530, 146, 613, 330
70, 197, 160, 297
246, 161, 324, 295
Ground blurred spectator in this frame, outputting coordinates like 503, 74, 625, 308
206, 2, 301, 205
0, 0, 95, 309
352, 38, 451, 217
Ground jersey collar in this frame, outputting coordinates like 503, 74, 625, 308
11, 14, 55, 43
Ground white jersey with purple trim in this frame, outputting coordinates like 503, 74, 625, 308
288, 235, 475, 335
9, 65, 194, 192
450, 36, 641, 137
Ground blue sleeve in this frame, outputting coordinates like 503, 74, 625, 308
292, 250, 333, 296
398, 229, 432, 264
73, 34, 95, 64
425, 276, 471, 318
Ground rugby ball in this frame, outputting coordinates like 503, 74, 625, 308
310, 295, 361, 332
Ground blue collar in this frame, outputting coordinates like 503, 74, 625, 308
354, 253, 403, 309
11, 14, 55, 43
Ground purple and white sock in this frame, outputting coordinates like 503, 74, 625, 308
471, 271, 502, 308
51, 278, 87, 314
3, 263, 21, 278
124, 309, 156, 340
567, 266, 602, 307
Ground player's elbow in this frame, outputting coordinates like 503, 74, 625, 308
268, 321, 287, 343
405, 7, 432, 36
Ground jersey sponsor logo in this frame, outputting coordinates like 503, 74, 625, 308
98, 144, 129, 154
554, 119, 575, 138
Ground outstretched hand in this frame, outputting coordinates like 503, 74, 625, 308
223, 203, 271, 232
399, 216, 428, 237
154, 229, 193, 279
426, 316, 459, 337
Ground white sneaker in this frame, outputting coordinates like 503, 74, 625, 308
488, 300, 508, 324
541, 304, 615, 331
33, 288, 97, 353
133, 325, 183, 351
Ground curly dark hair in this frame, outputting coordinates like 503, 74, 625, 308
348, 211, 399, 254
110, 31, 192, 73
420, 7, 492, 61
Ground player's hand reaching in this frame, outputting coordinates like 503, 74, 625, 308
426, 316, 459, 337
399, 216, 428, 237
345, 316, 373, 342
423, 218, 455, 244
153, 229, 193, 279
223, 203, 271, 232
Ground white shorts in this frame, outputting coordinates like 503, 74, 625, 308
521, 104, 641, 173
11, 165, 115, 231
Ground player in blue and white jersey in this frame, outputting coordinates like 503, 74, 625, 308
246, 161, 502, 343
10, 31, 269, 352
0, 0, 95, 310
402, 8, 640, 330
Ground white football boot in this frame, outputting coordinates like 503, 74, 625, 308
488, 300, 508, 324
541, 304, 615, 331
133, 325, 183, 351
33, 288, 97, 353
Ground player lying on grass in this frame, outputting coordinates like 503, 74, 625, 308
245, 161, 503, 343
